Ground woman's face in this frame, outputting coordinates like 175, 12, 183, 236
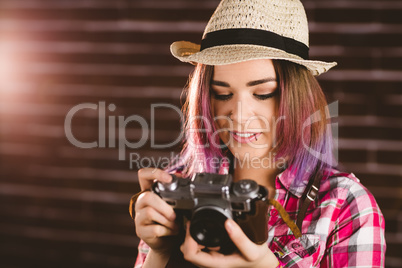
210, 59, 278, 162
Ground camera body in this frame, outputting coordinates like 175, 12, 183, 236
152, 172, 269, 253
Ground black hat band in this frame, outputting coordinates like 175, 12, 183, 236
200, 28, 309, 60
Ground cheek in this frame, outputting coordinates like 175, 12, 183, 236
210, 101, 230, 142
211, 100, 227, 125
213, 115, 232, 138
249, 104, 277, 129
211, 99, 222, 115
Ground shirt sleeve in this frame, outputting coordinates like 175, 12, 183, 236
134, 240, 150, 268
321, 179, 386, 267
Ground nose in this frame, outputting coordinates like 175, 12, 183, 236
229, 100, 255, 125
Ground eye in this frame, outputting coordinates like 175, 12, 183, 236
211, 91, 233, 101
253, 90, 278, 100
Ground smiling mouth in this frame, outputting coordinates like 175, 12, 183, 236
229, 131, 262, 143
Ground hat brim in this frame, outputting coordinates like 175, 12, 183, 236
171, 41, 336, 76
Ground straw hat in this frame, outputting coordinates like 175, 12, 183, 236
170, 0, 336, 75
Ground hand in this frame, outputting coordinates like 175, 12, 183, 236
180, 219, 279, 268
134, 168, 179, 255
137, 167, 172, 191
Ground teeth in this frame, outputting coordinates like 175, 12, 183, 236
234, 132, 255, 138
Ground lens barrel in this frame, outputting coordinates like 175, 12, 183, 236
190, 208, 230, 247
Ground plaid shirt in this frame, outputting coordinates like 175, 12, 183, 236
134, 166, 386, 267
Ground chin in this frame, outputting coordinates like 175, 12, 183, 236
229, 146, 273, 163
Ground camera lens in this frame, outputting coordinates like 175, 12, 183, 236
190, 208, 231, 247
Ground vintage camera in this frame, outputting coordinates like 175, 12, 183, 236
152, 172, 269, 253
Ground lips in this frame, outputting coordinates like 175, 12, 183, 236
230, 131, 262, 143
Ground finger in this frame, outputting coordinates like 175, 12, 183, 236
180, 222, 202, 253
138, 168, 172, 190
135, 206, 178, 231
135, 192, 176, 221
172, 172, 183, 178
181, 222, 246, 268
180, 222, 224, 266
137, 223, 178, 240
225, 219, 263, 261
206, 246, 221, 252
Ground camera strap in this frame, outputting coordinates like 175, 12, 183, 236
295, 169, 323, 234
267, 199, 302, 238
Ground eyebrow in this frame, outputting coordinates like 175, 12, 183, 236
211, 77, 276, 87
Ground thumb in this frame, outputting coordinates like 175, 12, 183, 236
225, 219, 260, 261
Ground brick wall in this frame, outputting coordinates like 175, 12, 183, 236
0, 0, 400, 267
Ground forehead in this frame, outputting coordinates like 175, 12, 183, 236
212, 59, 276, 82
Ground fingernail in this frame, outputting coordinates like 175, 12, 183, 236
163, 173, 172, 182
225, 219, 235, 233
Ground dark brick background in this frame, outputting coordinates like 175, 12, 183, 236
0, 0, 400, 267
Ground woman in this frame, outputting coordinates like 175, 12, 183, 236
132, 0, 386, 267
